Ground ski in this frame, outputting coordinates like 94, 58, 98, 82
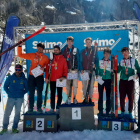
0, 26, 45, 56
114, 55, 118, 117
68, 48, 77, 102
85, 42, 98, 103
43, 52, 53, 112
110, 55, 115, 116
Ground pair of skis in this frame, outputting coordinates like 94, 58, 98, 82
111, 55, 118, 118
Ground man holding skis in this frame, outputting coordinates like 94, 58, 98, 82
45, 45, 68, 113
61, 36, 80, 104
0, 64, 28, 134
80, 38, 98, 104
18, 43, 49, 114
118, 47, 140, 119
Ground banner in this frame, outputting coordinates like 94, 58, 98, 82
25, 30, 129, 112
0, 15, 20, 85
134, 2, 140, 21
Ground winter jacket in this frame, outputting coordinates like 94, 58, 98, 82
95, 58, 111, 80
4, 72, 28, 98
61, 45, 80, 70
80, 46, 99, 71
18, 47, 49, 76
45, 53, 68, 81
118, 57, 140, 80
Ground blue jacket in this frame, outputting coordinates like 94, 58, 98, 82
61, 45, 80, 70
4, 72, 28, 98
80, 46, 99, 71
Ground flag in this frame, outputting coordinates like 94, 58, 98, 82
134, 2, 140, 21
0, 15, 20, 86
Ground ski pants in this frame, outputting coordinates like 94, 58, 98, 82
28, 75, 44, 110
66, 69, 78, 98
3, 97, 23, 129
119, 79, 134, 113
82, 70, 95, 99
50, 81, 62, 109
98, 79, 111, 112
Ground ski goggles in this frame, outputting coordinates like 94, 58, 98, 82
121, 47, 129, 52
15, 68, 22, 72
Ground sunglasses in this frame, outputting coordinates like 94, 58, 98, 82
15, 69, 22, 72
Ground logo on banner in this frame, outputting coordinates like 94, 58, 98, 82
26, 120, 33, 128
32, 41, 62, 49
47, 121, 54, 128
4, 34, 13, 45
102, 121, 109, 128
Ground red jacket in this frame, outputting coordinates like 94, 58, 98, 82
45, 54, 68, 81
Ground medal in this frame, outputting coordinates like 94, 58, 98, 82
124, 59, 129, 75
54, 55, 60, 70
103, 59, 109, 76
66, 47, 72, 61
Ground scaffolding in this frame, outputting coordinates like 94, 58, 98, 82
13, 20, 140, 119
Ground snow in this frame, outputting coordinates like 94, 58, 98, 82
0, 107, 140, 140
72, 7, 81, 12
25, 14, 30, 17
86, 0, 95, 1
66, 11, 76, 15
46, 5, 56, 10
40, 22, 45, 26
0, 68, 140, 139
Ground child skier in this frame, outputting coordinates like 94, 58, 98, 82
96, 48, 112, 117
118, 47, 140, 119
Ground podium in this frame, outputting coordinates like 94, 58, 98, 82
98, 114, 136, 131
23, 112, 59, 132
59, 103, 95, 131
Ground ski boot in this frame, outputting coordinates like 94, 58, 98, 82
128, 113, 133, 120
56, 109, 59, 114
73, 98, 78, 104
97, 111, 104, 117
89, 98, 92, 104
12, 129, 19, 134
119, 112, 124, 119
47, 109, 55, 114
133, 128, 140, 134
26, 109, 33, 114
0, 129, 7, 135
106, 111, 110, 117
66, 97, 71, 105
37, 109, 42, 114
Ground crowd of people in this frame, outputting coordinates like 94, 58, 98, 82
1, 36, 140, 134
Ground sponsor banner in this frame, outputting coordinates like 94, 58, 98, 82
25, 30, 129, 112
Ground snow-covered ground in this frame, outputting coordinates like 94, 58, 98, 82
0, 101, 140, 140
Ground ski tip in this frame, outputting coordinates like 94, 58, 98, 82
42, 26, 46, 30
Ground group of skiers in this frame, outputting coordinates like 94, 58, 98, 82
1, 36, 140, 134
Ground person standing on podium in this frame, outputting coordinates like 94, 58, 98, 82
95, 48, 111, 117
61, 36, 80, 104
18, 42, 49, 114
80, 37, 98, 104
118, 47, 140, 119
45, 45, 68, 113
